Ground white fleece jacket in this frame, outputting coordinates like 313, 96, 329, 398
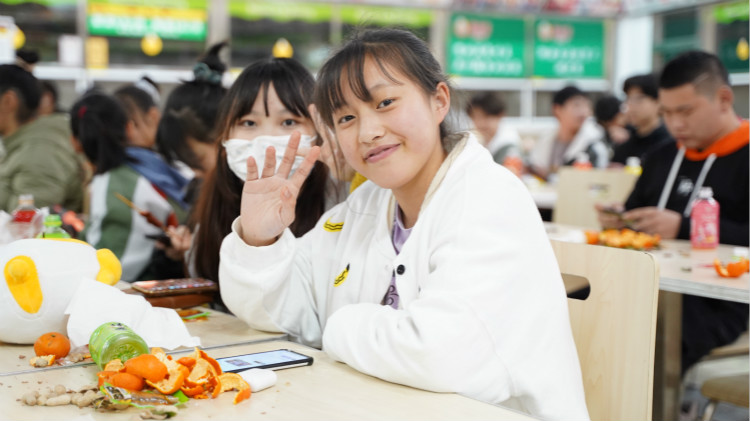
219, 135, 589, 420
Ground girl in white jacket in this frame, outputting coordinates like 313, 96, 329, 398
219, 28, 589, 420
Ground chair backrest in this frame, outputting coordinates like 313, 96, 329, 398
553, 167, 639, 229
551, 240, 660, 421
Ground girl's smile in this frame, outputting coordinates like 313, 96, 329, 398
364, 143, 400, 163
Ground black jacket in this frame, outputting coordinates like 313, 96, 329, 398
625, 139, 749, 246
612, 123, 674, 165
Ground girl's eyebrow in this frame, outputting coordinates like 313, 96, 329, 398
366, 81, 395, 92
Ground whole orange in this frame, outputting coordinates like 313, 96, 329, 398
34, 332, 71, 359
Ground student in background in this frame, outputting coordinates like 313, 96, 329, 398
71, 93, 182, 282
465, 92, 522, 166
598, 51, 748, 373
611, 74, 674, 165
151, 42, 228, 279
38, 80, 61, 116
0, 64, 84, 212
529, 86, 608, 179
219, 28, 588, 420
113, 83, 189, 217
156, 42, 228, 188
593, 95, 629, 150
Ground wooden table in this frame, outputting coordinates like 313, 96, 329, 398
651, 241, 749, 303
545, 223, 749, 301
545, 223, 749, 421
0, 308, 286, 376
0, 340, 536, 421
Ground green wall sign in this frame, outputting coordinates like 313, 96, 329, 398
339, 5, 432, 28
533, 19, 604, 78
229, 1, 332, 23
229, 1, 431, 28
87, 0, 208, 41
446, 13, 525, 78
714, 1, 749, 24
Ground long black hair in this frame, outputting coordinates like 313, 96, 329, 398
70, 93, 129, 174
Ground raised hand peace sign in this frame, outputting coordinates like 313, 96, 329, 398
239, 131, 321, 246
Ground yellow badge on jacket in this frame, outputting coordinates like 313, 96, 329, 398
334, 264, 349, 287
323, 218, 344, 232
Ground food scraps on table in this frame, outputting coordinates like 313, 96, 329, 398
714, 257, 750, 278
584, 228, 661, 250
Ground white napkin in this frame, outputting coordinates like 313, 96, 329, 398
64, 279, 201, 349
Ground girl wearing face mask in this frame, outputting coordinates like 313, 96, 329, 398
183, 58, 335, 305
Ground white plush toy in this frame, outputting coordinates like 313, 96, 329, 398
0, 239, 121, 344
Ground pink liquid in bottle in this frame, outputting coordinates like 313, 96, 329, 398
691, 187, 719, 249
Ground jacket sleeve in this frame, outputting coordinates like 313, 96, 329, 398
321, 172, 588, 419
9, 143, 77, 209
218, 219, 323, 347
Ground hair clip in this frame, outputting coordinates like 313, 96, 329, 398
193, 62, 222, 85
77, 105, 87, 119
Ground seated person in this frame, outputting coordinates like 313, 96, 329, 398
71, 93, 183, 282
0, 64, 84, 213
594, 95, 629, 149
529, 86, 608, 179
465, 92, 522, 169
611, 73, 674, 165
598, 51, 748, 373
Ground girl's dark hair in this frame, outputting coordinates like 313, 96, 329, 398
114, 84, 156, 119
70, 93, 129, 174
157, 42, 228, 168
190, 57, 329, 283
314, 28, 455, 149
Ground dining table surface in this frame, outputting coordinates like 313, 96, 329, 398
544, 222, 749, 303
0, 340, 537, 421
0, 308, 286, 376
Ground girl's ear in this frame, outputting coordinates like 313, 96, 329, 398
432, 82, 451, 123
147, 107, 161, 125
125, 120, 137, 143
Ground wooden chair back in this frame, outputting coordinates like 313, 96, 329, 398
553, 167, 639, 229
551, 240, 660, 421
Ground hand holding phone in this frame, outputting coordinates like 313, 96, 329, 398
216, 349, 313, 373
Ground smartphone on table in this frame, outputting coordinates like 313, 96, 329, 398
216, 349, 313, 373
131, 278, 218, 296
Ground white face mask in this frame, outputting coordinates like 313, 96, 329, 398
223, 134, 315, 181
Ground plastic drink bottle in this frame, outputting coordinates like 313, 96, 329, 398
691, 187, 719, 249
10, 194, 41, 239
573, 153, 592, 170
89, 322, 149, 369
37, 214, 71, 238
624, 156, 642, 176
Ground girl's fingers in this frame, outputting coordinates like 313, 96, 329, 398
246, 155, 259, 181
260, 145, 277, 178
277, 131, 301, 178
296, 146, 311, 157
290, 145, 321, 189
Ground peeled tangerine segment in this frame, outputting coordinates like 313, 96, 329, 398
5, 256, 43, 313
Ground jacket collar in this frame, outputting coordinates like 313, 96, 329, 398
680, 120, 749, 161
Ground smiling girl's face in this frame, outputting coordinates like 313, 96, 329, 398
332, 57, 450, 196
228, 83, 315, 141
